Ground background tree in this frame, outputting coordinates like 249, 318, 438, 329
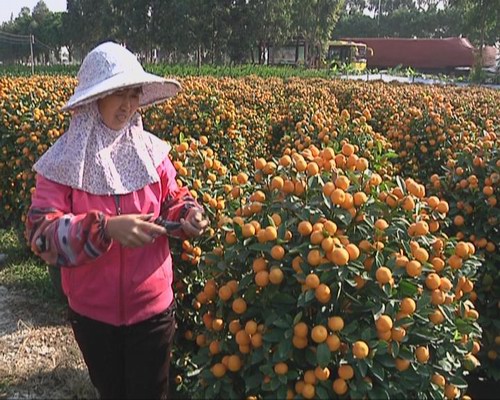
291, 0, 346, 65
449, 0, 500, 46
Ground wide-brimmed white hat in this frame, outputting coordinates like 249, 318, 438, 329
62, 41, 181, 111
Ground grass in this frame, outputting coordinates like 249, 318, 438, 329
0, 228, 65, 304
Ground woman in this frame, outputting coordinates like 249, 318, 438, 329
26, 41, 208, 399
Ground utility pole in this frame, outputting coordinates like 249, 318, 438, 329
30, 34, 34, 75
378, 0, 381, 26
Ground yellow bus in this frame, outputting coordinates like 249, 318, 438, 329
324, 40, 372, 72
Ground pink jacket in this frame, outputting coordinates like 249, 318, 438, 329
26, 156, 199, 326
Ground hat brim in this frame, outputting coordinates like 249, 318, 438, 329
61, 71, 181, 111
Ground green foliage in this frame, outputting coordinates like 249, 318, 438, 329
0, 228, 62, 301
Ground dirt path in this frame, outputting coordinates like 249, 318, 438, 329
0, 285, 96, 399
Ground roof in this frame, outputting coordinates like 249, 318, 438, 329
342, 37, 477, 69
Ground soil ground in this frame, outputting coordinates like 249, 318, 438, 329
0, 285, 96, 399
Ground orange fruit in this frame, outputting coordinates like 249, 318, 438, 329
211, 363, 227, 378
227, 280, 238, 294
209, 340, 220, 355
323, 220, 338, 235
374, 219, 389, 231
228, 320, 241, 334
391, 327, 406, 342
218, 285, 233, 301
448, 255, 463, 270
311, 325, 328, 343
413, 247, 429, 263
414, 221, 430, 236
232, 298, 247, 314
338, 364, 354, 380
375, 315, 393, 332
303, 370, 317, 385
326, 334, 341, 351
395, 358, 410, 371
310, 230, 325, 245
328, 316, 344, 331
444, 383, 458, 399
294, 322, 308, 337
264, 226, 278, 241
306, 161, 320, 176
375, 266, 392, 284
270, 245, 285, 260
254, 270, 270, 287
415, 346, 429, 363
431, 373, 446, 387
270, 176, 284, 191
323, 181, 336, 197
254, 158, 266, 170
455, 241, 470, 258
406, 260, 422, 277
269, 268, 284, 285
429, 309, 445, 325
431, 257, 445, 272
251, 332, 263, 348
329, 247, 349, 266
307, 249, 323, 266
353, 191, 368, 206
335, 176, 350, 191
274, 362, 289, 375
235, 330, 251, 346
332, 378, 348, 395
292, 335, 308, 349
244, 320, 258, 335
314, 366, 330, 381
315, 284, 332, 303
331, 188, 346, 205
301, 383, 315, 399
377, 329, 392, 341
342, 143, 355, 156
227, 355, 242, 372
242, 223, 256, 238
400, 297, 416, 315
212, 318, 224, 331
321, 237, 335, 253
298, 221, 313, 236
305, 273, 320, 289
425, 273, 441, 290
345, 243, 360, 260
252, 257, 268, 273
352, 341, 369, 359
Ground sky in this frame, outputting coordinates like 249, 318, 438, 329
0, 0, 67, 24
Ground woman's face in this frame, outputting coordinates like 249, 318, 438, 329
97, 87, 141, 130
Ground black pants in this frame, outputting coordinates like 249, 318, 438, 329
68, 304, 176, 400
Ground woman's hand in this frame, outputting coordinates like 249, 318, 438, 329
105, 213, 167, 247
181, 208, 209, 238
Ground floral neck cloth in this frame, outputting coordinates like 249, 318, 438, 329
33, 103, 170, 195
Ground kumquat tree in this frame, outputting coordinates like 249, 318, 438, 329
0, 73, 498, 400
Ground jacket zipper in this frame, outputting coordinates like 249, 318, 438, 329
114, 195, 125, 323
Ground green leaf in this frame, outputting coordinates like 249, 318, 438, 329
245, 371, 263, 390
277, 338, 292, 359
368, 387, 390, 400
371, 361, 385, 382
272, 292, 297, 305
264, 329, 286, 343
449, 375, 468, 389
293, 311, 303, 325
355, 359, 368, 377
251, 348, 265, 365
316, 343, 331, 367
249, 243, 272, 252
399, 280, 419, 297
